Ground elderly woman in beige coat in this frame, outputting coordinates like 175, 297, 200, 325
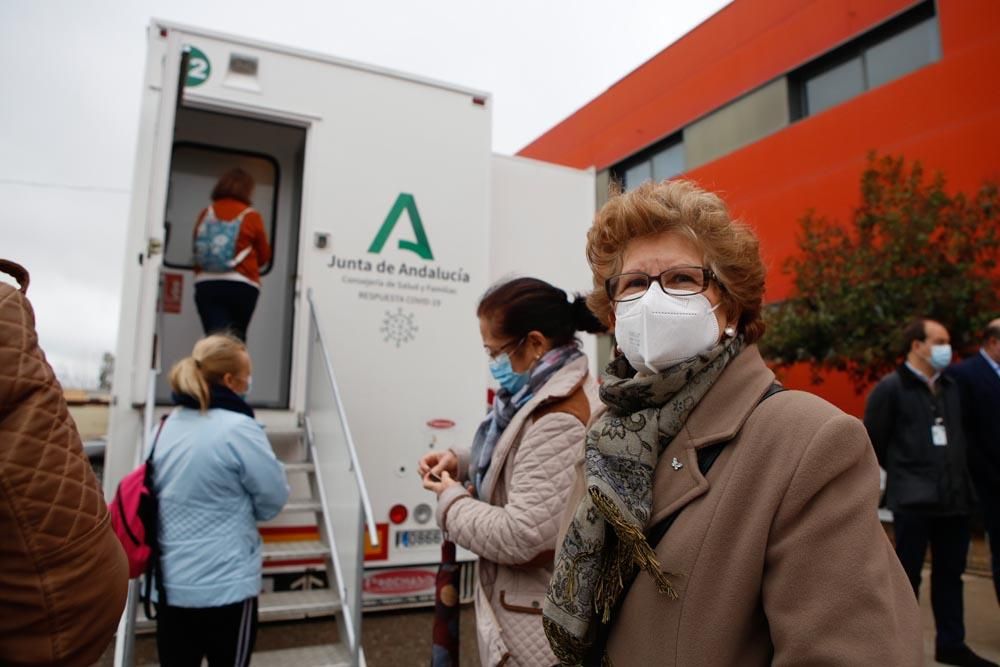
420, 277, 604, 667
543, 180, 922, 666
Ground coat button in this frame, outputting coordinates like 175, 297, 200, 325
532, 600, 540, 608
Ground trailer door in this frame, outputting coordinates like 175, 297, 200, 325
104, 28, 188, 495
157, 110, 305, 409
490, 155, 603, 375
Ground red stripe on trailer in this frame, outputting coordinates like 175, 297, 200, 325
259, 526, 320, 542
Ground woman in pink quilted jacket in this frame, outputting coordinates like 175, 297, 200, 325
419, 277, 605, 666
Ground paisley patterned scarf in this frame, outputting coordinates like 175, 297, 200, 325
543, 336, 744, 664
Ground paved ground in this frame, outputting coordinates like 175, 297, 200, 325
98, 569, 996, 666
921, 570, 999, 665
96, 606, 480, 667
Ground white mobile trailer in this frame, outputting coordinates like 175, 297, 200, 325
106, 20, 599, 660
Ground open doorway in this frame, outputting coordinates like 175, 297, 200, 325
157, 107, 306, 409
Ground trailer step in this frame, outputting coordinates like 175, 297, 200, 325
263, 540, 330, 560
265, 428, 305, 442
138, 642, 351, 667
251, 643, 353, 667
259, 588, 340, 621
133, 587, 340, 634
283, 462, 315, 474
281, 499, 322, 514
139, 643, 353, 667
267, 428, 307, 463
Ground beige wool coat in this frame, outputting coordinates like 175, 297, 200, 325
438, 355, 593, 667
558, 346, 922, 666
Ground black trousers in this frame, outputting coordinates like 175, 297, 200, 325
194, 280, 260, 342
893, 512, 970, 650
970, 473, 1000, 604
155, 597, 258, 667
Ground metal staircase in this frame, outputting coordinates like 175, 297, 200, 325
256, 425, 339, 624
115, 290, 376, 666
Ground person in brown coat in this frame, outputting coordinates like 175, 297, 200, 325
0, 259, 129, 666
543, 181, 922, 665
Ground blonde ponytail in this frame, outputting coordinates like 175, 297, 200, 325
169, 333, 248, 412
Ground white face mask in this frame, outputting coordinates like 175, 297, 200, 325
614, 286, 721, 374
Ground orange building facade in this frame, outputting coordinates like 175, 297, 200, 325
519, 0, 1000, 416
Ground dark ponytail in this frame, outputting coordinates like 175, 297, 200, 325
478, 277, 606, 347
570, 294, 605, 334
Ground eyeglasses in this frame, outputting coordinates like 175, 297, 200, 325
484, 337, 524, 360
605, 266, 717, 303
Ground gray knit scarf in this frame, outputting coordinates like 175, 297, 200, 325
543, 336, 744, 665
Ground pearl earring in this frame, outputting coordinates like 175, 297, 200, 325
724, 326, 737, 338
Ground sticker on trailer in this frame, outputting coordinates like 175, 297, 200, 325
185, 46, 211, 87
363, 567, 437, 607
162, 273, 183, 314
425, 418, 457, 449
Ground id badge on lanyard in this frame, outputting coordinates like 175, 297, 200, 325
931, 417, 948, 446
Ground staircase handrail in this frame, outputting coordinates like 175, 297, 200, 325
113, 351, 160, 666
306, 287, 379, 545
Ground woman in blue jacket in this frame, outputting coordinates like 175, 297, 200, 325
154, 333, 289, 667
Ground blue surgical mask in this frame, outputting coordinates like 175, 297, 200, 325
239, 376, 253, 400
929, 344, 952, 371
489, 353, 529, 395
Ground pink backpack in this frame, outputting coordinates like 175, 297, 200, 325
109, 416, 168, 612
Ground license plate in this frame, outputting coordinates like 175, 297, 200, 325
395, 528, 442, 548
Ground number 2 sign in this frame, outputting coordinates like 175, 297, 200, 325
185, 46, 211, 87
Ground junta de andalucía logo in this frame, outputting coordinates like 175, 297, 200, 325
368, 193, 433, 260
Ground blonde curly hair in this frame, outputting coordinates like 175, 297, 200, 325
586, 179, 766, 344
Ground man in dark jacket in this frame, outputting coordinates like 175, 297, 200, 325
864, 318, 994, 667
949, 318, 1000, 605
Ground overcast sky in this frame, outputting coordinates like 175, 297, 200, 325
0, 0, 730, 388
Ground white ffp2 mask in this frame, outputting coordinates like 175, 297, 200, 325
614, 286, 721, 374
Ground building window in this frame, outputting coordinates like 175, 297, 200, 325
618, 136, 685, 191
684, 78, 790, 170
804, 57, 866, 117
864, 15, 941, 88
792, 1, 940, 119
651, 143, 685, 182
624, 161, 652, 190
